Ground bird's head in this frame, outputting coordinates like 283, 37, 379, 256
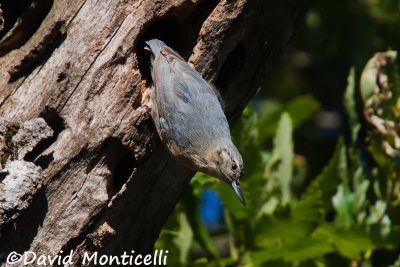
200, 142, 245, 206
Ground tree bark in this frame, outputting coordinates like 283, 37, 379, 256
0, 0, 311, 264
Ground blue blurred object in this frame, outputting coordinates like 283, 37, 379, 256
201, 189, 224, 230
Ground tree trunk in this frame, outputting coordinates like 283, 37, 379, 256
0, 0, 311, 264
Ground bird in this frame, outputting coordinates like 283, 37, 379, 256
145, 38, 245, 206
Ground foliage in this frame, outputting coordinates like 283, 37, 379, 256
155, 51, 400, 266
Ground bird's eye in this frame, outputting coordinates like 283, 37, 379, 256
232, 163, 237, 170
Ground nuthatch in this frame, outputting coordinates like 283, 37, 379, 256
145, 39, 245, 206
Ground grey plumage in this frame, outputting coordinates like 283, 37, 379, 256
145, 39, 245, 205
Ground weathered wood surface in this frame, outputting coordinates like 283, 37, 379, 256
0, 0, 311, 264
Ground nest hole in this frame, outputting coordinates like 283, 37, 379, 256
87, 138, 136, 195
135, 0, 220, 84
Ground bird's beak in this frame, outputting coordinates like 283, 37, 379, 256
231, 181, 246, 206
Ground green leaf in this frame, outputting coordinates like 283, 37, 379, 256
314, 224, 374, 260
258, 95, 319, 140
304, 138, 347, 213
368, 134, 396, 183
182, 184, 220, 261
332, 184, 355, 228
343, 67, 360, 143
192, 258, 209, 267
252, 236, 333, 264
220, 106, 267, 218
255, 211, 310, 244
252, 218, 334, 264
388, 200, 400, 225
216, 180, 248, 220
272, 112, 294, 204
192, 172, 218, 187
229, 106, 266, 216
389, 257, 400, 267
292, 189, 324, 232
257, 196, 280, 217
175, 212, 193, 266
352, 167, 369, 222
368, 224, 400, 250
232, 105, 263, 173
366, 200, 391, 238
224, 209, 239, 263
285, 95, 320, 129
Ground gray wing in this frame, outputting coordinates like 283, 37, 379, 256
152, 46, 230, 154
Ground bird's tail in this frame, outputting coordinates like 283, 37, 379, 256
145, 39, 166, 57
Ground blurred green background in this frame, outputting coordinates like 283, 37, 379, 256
156, 1, 400, 266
